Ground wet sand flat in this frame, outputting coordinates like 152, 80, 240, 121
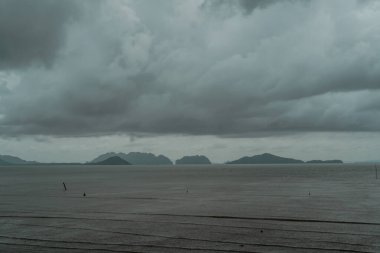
0, 164, 379, 252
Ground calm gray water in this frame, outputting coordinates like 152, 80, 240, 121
0, 164, 379, 252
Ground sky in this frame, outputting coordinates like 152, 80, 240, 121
1, 0, 380, 163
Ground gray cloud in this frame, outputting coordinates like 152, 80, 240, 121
0, 0, 80, 69
1, 0, 380, 137
201, 0, 284, 16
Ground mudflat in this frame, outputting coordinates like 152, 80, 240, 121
0, 164, 379, 252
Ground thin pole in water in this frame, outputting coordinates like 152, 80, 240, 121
376, 165, 378, 180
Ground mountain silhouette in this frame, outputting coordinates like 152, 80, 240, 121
92, 156, 131, 165
0, 154, 38, 165
226, 153, 304, 164
91, 152, 172, 165
175, 155, 211, 164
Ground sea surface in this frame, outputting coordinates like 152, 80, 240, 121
0, 164, 379, 252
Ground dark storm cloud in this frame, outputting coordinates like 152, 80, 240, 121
201, 0, 300, 15
0, 0, 80, 69
238, 0, 290, 14
1, 0, 380, 137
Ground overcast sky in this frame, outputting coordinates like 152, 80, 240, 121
1, 0, 380, 163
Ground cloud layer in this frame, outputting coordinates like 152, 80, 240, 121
1, 0, 380, 137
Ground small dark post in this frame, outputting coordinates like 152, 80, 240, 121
83, 192, 86, 197
63, 182, 67, 191
376, 165, 378, 180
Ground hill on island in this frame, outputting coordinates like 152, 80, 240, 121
0, 154, 38, 165
175, 155, 211, 165
92, 156, 131, 165
306, 160, 343, 164
227, 153, 304, 164
0, 158, 11, 166
91, 152, 173, 165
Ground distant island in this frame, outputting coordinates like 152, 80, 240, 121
0, 154, 38, 165
227, 153, 343, 164
227, 153, 304, 164
91, 156, 131, 165
306, 160, 343, 164
175, 155, 211, 165
91, 152, 173, 165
